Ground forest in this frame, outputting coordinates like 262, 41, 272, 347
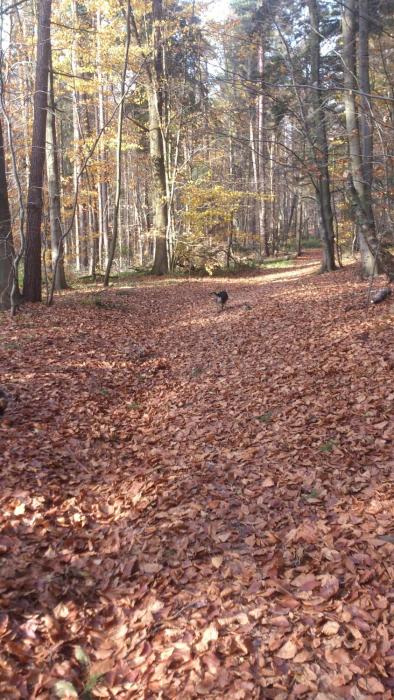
0, 0, 393, 698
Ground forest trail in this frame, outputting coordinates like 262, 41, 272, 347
1, 251, 394, 699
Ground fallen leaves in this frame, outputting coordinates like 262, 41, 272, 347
1, 253, 393, 697
276, 639, 298, 659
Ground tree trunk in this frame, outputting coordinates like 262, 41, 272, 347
46, 49, 67, 290
149, 0, 169, 275
71, 0, 81, 272
359, 0, 373, 192
96, 8, 109, 270
104, 1, 131, 286
0, 118, 13, 310
23, 0, 52, 302
257, 39, 269, 256
342, 0, 394, 278
307, 0, 336, 272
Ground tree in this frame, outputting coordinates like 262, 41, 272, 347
23, 0, 53, 302
104, 0, 132, 286
46, 46, 68, 291
0, 117, 13, 310
148, 0, 169, 275
342, 0, 394, 277
307, 0, 336, 271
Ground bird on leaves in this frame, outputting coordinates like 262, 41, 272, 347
211, 290, 229, 311
371, 287, 392, 304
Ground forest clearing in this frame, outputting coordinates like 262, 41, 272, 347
1, 251, 394, 698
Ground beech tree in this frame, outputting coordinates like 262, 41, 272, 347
342, 0, 394, 278
0, 0, 392, 301
46, 47, 67, 291
23, 0, 52, 302
0, 117, 12, 310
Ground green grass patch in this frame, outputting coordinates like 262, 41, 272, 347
319, 439, 335, 453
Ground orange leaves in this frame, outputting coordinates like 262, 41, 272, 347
1, 253, 394, 696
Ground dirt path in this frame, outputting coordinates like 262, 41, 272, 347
1, 252, 393, 698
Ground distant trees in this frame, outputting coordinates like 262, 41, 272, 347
0, 0, 393, 310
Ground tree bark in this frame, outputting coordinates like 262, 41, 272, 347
0, 117, 13, 310
23, 0, 52, 302
257, 38, 269, 256
342, 0, 394, 278
307, 0, 336, 272
149, 0, 169, 275
104, 0, 131, 286
46, 48, 67, 290
96, 9, 109, 270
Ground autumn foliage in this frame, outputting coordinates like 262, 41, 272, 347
0, 253, 393, 698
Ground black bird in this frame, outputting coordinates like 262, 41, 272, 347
211, 290, 229, 311
371, 287, 392, 304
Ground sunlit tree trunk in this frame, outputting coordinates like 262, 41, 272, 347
23, 0, 52, 302
149, 0, 169, 275
257, 38, 269, 256
104, 0, 132, 286
96, 8, 109, 270
46, 47, 67, 290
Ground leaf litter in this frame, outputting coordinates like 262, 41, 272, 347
0, 252, 393, 698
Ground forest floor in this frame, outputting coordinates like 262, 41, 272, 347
1, 250, 394, 700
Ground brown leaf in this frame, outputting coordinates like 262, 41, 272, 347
140, 562, 162, 574
325, 647, 350, 665
321, 620, 340, 636
362, 677, 385, 694
196, 624, 219, 652
276, 639, 298, 659
211, 556, 223, 569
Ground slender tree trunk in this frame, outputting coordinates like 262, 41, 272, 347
96, 9, 109, 270
104, 0, 131, 286
257, 39, 269, 256
0, 118, 13, 310
149, 0, 169, 275
308, 0, 336, 272
358, 0, 373, 192
71, 0, 81, 272
23, 0, 52, 302
46, 48, 67, 290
